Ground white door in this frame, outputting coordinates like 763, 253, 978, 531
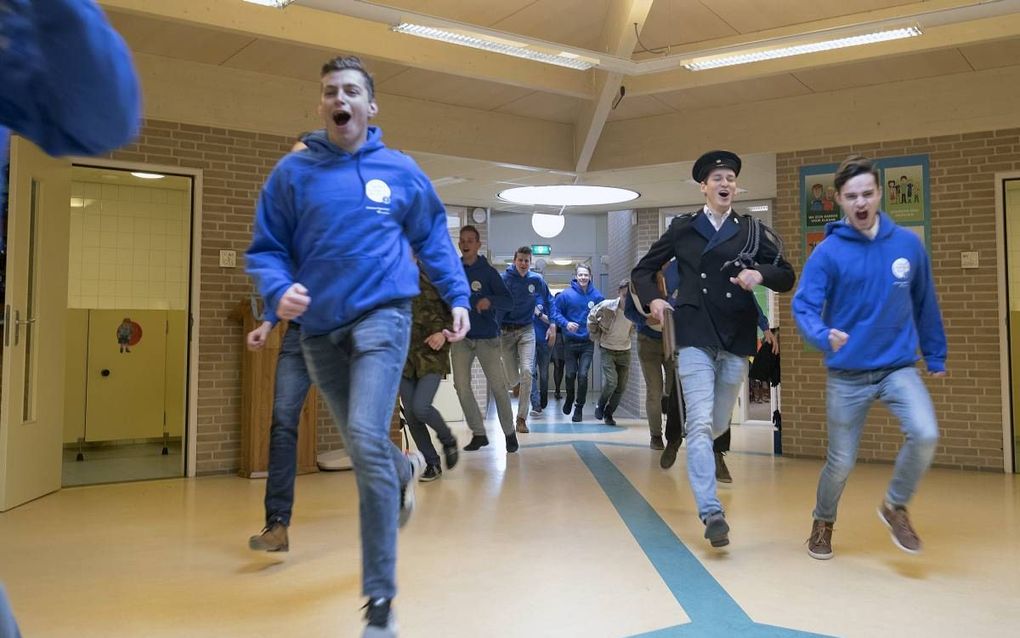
0, 137, 71, 511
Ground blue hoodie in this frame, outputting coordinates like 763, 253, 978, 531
554, 279, 605, 342
462, 255, 512, 339
792, 213, 946, 373
532, 277, 559, 343
246, 127, 470, 336
502, 264, 553, 326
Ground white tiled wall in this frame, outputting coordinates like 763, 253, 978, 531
68, 180, 190, 310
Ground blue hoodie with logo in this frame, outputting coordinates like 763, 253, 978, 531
502, 264, 554, 326
554, 279, 605, 342
792, 212, 946, 372
462, 255, 512, 339
246, 127, 470, 336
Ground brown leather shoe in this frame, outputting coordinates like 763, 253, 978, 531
249, 521, 288, 552
878, 502, 922, 554
715, 451, 733, 483
807, 519, 833, 560
516, 416, 529, 433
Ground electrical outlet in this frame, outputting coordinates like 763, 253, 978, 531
219, 250, 237, 268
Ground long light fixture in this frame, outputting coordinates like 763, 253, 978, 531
392, 23, 598, 71
683, 26, 922, 71
241, 0, 295, 7
500, 185, 639, 207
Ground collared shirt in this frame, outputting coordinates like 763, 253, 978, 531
703, 205, 732, 231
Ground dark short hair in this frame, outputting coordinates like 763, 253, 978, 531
833, 155, 880, 193
459, 225, 480, 241
320, 56, 375, 99
514, 246, 533, 259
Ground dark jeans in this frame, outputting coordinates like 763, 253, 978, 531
301, 301, 413, 600
530, 337, 550, 409
563, 339, 594, 407
265, 325, 312, 527
399, 373, 454, 467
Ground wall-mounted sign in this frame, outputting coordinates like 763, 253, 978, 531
531, 244, 552, 255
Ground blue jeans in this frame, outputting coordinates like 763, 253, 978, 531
265, 325, 312, 527
301, 301, 413, 600
531, 336, 550, 409
677, 347, 747, 519
814, 366, 939, 522
564, 339, 595, 407
399, 373, 454, 467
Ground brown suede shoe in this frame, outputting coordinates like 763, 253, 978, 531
878, 502, 922, 554
807, 519, 833, 560
715, 451, 733, 483
249, 521, 288, 552
516, 416, 530, 433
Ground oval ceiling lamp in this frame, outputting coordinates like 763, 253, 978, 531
499, 184, 639, 207
531, 213, 565, 238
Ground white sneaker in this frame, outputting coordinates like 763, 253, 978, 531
399, 451, 425, 528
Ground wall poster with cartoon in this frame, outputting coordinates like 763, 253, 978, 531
799, 154, 930, 259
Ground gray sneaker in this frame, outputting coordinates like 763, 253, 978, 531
704, 512, 730, 547
399, 451, 426, 529
878, 502, 922, 554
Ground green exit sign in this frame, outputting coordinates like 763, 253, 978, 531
531, 244, 551, 255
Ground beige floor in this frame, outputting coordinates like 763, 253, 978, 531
1, 403, 1018, 637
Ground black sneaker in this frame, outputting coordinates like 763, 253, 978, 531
650, 435, 665, 451
715, 451, 733, 484
704, 512, 730, 548
571, 405, 583, 422
594, 403, 605, 420
554, 392, 562, 400
362, 598, 396, 637
562, 394, 574, 414
442, 442, 459, 470
505, 433, 520, 453
463, 435, 489, 451
248, 521, 288, 552
604, 408, 616, 426
420, 464, 442, 482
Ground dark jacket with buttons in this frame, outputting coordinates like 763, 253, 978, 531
631, 211, 794, 356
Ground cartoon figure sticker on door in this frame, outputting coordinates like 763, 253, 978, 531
117, 317, 142, 353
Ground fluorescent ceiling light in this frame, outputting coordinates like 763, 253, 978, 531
532, 214, 565, 239
552, 258, 574, 266
747, 205, 770, 213
392, 23, 598, 71
683, 26, 922, 71
131, 172, 165, 179
241, 0, 295, 7
500, 185, 639, 207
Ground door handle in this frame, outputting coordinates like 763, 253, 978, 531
12, 310, 35, 347
3, 305, 9, 347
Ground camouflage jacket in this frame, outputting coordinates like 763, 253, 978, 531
404, 266, 453, 379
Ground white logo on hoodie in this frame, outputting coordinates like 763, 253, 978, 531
365, 179, 391, 204
892, 258, 911, 280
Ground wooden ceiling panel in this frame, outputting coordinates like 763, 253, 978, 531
635, 0, 739, 52
107, 10, 254, 64
375, 68, 534, 112
605, 95, 676, 121
492, 0, 612, 51
496, 93, 583, 124
703, 0, 918, 35
958, 37, 1020, 70
793, 48, 974, 93
221, 39, 407, 84
655, 73, 811, 111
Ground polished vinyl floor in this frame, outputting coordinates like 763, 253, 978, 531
1, 400, 1018, 638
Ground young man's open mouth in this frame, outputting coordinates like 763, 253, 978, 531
332, 111, 351, 126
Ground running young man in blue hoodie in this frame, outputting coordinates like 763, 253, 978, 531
793, 155, 946, 561
246, 57, 470, 638
554, 264, 605, 422
452, 225, 519, 452
501, 246, 556, 432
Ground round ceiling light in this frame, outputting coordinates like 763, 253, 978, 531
531, 213, 565, 238
499, 185, 639, 207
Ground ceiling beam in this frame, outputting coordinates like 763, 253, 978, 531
99, 0, 595, 99
573, 0, 654, 173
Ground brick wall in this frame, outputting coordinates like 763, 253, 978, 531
776, 128, 1020, 471
103, 119, 342, 474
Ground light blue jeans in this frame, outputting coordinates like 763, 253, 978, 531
301, 301, 413, 600
677, 347, 747, 519
814, 366, 939, 522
